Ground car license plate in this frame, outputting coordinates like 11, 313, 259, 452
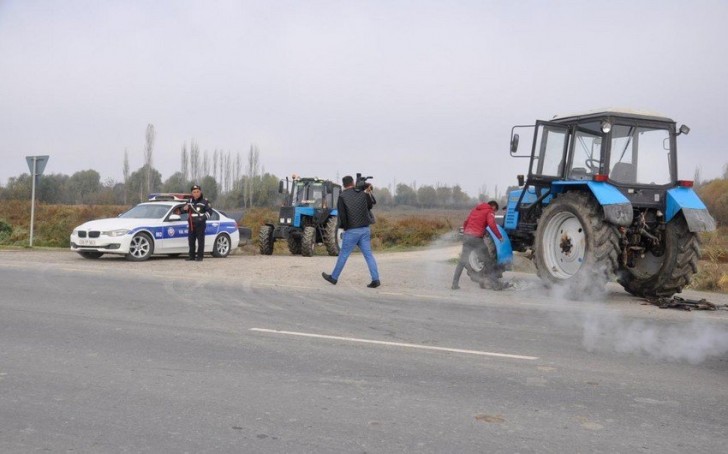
79, 239, 96, 246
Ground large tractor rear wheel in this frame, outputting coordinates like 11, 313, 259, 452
534, 192, 620, 295
287, 236, 302, 255
259, 225, 274, 255
323, 216, 340, 256
618, 216, 700, 297
301, 226, 316, 257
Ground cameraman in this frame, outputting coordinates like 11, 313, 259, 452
322, 175, 380, 288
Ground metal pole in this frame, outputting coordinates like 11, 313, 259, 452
29, 157, 37, 247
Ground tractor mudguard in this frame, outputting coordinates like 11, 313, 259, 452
486, 225, 513, 268
665, 187, 716, 232
551, 181, 633, 226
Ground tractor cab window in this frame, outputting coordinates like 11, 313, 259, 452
330, 186, 340, 210
609, 125, 672, 185
568, 123, 603, 180
292, 182, 306, 205
530, 123, 569, 178
310, 184, 324, 207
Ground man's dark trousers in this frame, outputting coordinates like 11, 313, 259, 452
188, 223, 206, 260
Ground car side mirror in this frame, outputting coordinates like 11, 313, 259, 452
169, 214, 181, 221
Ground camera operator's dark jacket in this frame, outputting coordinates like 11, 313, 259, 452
337, 188, 374, 230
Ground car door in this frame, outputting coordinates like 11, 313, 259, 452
204, 210, 221, 251
162, 204, 190, 253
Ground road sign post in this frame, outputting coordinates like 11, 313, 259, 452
25, 155, 49, 247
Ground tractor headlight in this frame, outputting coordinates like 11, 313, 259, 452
280, 217, 286, 224
601, 120, 612, 133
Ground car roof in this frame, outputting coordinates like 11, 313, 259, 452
135, 201, 179, 208
148, 193, 192, 201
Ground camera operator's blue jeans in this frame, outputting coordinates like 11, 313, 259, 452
331, 227, 379, 281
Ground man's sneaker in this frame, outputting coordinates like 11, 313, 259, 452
451, 284, 460, 290
322, 272, 337, 285
367, 280, 381, 288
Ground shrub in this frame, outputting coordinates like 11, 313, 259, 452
0, 220, 12, 243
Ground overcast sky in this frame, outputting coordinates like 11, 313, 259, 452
2, 0, 727, 197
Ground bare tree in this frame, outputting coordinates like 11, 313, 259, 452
202, 150, 210, 177
144, 124, 155, 194
181, 143, 189, 181
246, 144, 260, 208
123, 148, 130, 204
190, 139, 200, 183
212, 149, 219, 183
224, 151, 232, 193
234, 151, 242, 192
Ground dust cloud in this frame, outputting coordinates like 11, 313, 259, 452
581, 310, 728, 365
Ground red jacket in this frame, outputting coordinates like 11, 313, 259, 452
463, 203, 503, 240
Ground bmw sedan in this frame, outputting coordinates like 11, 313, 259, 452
70, 200, 240, 261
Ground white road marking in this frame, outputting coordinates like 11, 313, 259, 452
250, 328, 539, 360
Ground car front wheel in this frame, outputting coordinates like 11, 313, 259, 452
126, 232, 154, 261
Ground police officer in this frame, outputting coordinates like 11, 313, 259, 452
185, 184, 213, 261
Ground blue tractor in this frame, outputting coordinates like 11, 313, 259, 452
259, 176, 342, 257
506, 109, 715, 297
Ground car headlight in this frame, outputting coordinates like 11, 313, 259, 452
103, 229, 130, 237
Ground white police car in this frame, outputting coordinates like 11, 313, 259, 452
70, 197, 240, 261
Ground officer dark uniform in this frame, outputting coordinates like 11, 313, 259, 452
185, 184, 213, 261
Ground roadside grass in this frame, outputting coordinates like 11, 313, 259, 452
0, 201, 127, 248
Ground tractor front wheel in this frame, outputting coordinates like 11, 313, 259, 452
259, 225, 274, 255
618, 216, 700, 297
323, 216, 340, 256
534, 192, 620, 295
287, 235, 302, 255
466, 234, 502, 283
301, 226, 316, 257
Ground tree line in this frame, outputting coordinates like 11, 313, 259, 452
2, 123, 500, 209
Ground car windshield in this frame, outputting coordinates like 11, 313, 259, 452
119, 204, 171, 219
609, 124, 672, 185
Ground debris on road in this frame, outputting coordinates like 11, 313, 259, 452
643, 296, 728, 311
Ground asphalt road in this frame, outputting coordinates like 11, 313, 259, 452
1, 249, 727, 453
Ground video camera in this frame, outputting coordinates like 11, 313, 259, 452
355, 173, 373, 190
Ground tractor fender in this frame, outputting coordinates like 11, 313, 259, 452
665, 187, 716, 232
486, 225, 513, 268
551, 181, 633, 226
